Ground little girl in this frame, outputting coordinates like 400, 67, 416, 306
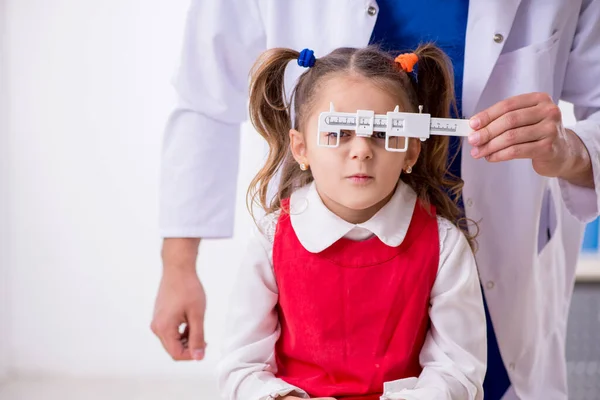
217, 44, 486, 400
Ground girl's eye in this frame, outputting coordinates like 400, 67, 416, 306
327, 130, 351, 138
372, 132, 386, 139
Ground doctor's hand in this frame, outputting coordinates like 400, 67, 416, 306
467, 92, 594, 188
151, 238, 206, 361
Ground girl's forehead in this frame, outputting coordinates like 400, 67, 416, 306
313, 77, 402, 115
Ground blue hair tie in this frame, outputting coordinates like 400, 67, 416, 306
298, 48, 316, 68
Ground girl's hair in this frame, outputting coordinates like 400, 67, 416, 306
247, 44, 477, 250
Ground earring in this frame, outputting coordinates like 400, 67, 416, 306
405, 165, 412, 174
300, 163, 308, 171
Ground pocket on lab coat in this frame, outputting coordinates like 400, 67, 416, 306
484, 30, 561, 99
536, 185, 564, 341
538, 187, 558, 254
496, 29, 561, 66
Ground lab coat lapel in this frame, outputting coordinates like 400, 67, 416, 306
462, 0, 522, 117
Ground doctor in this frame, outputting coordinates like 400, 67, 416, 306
151, 1, 600, 399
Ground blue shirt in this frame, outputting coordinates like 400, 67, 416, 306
369, 3, 511, 398
369, 0, 468, 117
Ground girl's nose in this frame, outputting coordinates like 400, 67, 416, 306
349, 136, 374, 161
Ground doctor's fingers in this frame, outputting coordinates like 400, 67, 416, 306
468, 104, 541, 147
469, 92, 557, 137
477, 136, 556, 163
185, 307, 207, 361
152, 316, 193, 361
468, 100, 560, 149
470, 122, 549, 160
160, 328, 193, 361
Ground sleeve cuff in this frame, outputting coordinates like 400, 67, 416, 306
381, 378, 419, 400
245, 374, 307, 400
381, 377, 453, 400
259, 386, 308, 400
159, 112, 241, 239
559, 122, 600, 223
557, 177, 598, 223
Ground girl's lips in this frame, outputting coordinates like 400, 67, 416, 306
347, 175, 374, 184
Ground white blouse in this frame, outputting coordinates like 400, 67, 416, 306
217, 182, 487, 400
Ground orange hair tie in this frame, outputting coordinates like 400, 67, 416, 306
395, 53, 418, 73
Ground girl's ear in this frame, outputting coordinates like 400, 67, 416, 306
289, 129, 309, 166
405, 138, 421, 168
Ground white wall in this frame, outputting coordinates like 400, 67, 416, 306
0, 0, 11, 382
3, 0, 586, 383
4, 0, 266, 379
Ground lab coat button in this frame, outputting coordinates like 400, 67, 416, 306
466, 198, 474, 207
509, 362, 516, 371
367, 6, 377, 16
486, 281, 495, 289
494, 33, 504, 43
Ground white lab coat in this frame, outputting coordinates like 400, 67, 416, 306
160, 1, 600, 399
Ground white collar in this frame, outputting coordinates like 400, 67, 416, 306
289, 181, 418, 253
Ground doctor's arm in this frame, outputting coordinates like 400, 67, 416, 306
466, 0, 600, 222
382, 221, 486, 400
151, 0, 266, 361
556, 0, 600, 221
217, 224, 310, 400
